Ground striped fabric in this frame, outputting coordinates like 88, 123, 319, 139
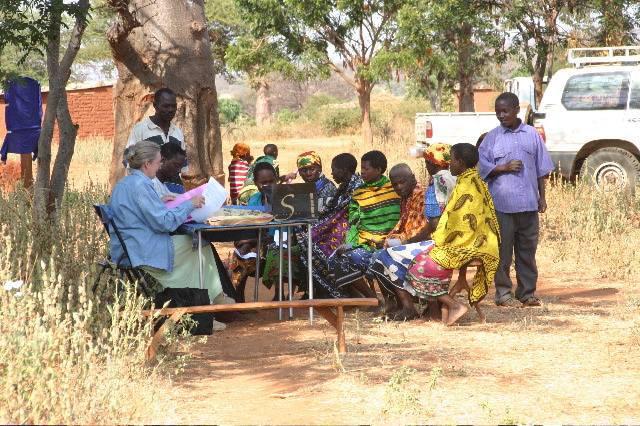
346, 176, 401, 250
228, 159, 250, 200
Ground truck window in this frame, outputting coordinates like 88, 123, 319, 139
630, 74, 640, 109
561, 72, 629, 111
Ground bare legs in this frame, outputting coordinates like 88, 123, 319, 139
390, 287, 419, 320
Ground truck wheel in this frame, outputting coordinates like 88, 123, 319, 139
580, 147, 640, 194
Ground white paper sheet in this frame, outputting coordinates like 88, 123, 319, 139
190, 177, 228, 222
165, 177, 227, 222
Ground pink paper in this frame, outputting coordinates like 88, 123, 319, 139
164, 184, 205, 209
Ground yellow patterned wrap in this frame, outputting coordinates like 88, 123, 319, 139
429, 167, 500, 305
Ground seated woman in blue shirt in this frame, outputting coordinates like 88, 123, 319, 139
109, 140, 234, 309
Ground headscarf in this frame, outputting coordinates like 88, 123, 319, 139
231, 143, 251, 160
428, 167, 500, 305
423, 143, 451, 168
297, 151, 322, 169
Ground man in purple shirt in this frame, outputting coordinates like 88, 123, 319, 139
479, 92, 554, 307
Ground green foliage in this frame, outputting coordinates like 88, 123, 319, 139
320, 108, 361, 135
395, 0, 504, 110
206, 0, 320, 85
0, 0, 90, 83
275, 108, 300, 125
71, 0, 115, 81
301, 93, 342, 118
218, 98, 243, 124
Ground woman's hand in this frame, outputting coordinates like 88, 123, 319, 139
383, 234, 398, 248
161, 194, 176, 202
191, 195, 205, 208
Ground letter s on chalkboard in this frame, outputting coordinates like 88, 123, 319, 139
280, 194, 295, 220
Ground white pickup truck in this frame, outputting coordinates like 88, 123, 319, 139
416, 46, 640, 191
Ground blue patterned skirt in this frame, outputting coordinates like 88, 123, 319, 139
367, 241, 434, 295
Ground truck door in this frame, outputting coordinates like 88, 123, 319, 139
628, 71, 640, 147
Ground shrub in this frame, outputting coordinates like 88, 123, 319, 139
320, 108, 361, 135
302, 93, 342, 118
275, 107, 300, 125
218, 98, 243, 124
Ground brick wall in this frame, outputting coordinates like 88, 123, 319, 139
0, 84, 114, 142
454, 88, 500, 112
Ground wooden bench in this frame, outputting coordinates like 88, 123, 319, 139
142, 298, 379, 361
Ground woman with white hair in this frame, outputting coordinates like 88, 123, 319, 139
109, 141, 233, 325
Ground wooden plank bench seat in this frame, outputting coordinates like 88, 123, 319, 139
142, 298, 379, 361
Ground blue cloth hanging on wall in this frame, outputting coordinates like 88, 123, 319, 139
1, 77, 42, 162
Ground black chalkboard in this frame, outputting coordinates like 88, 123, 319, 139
271, 183, 318, 220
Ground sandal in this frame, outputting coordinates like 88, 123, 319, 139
496, 298, 520, 308
521, 297, 542, 307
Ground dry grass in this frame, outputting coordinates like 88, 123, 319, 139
0, 184, 185, 423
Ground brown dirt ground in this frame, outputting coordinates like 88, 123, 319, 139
159, 249, 640, 425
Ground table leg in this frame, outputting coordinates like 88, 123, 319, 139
307, 223, 313, 324
287, 226, 293, 320
254, 229, 262, 302
198, 231, 204, 290
278, 226, 284, 320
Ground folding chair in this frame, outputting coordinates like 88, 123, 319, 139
92, 204, 154, 297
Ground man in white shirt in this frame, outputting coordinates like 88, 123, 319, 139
126, 88, 185, 150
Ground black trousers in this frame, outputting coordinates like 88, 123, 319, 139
211, 244, 238, 301
494, 211, 540, 303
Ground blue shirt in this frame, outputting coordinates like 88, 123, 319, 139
478, 122, 554, 213
108, 170, 194, 271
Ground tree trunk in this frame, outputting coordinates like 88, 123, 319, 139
49, 92, 78, 210
457, 24, 475, 112
255, 79, 272, 127
107, 0, 224, 187
357, 81, 373, 146
34, 0, 89, 219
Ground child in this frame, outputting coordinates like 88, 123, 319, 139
228, 143, 252, 204
406, 143, 500, 325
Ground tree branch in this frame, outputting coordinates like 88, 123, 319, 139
328, 61, 357, 89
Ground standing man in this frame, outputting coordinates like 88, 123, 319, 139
478, 92, 554, 307
126, 88, 185, 149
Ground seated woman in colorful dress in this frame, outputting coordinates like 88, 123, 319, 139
329, 150, 401, 298
297, 153, 363, 298
368, 144, 456, 320
109, 141, 233, 329
405, 143, 500, 325
367, 163, 428, 318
